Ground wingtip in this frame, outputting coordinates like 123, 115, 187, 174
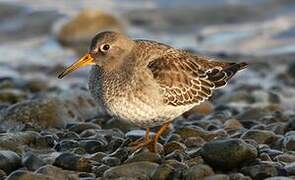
239, 62, 248, 70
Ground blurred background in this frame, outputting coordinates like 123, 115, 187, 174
1, 0, 295, 108
0, 0, 295, 179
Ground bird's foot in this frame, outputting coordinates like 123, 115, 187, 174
130, 138, 156, 152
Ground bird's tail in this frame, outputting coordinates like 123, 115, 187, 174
207, 62, 248, 88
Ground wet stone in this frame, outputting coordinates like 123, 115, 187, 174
108, 147, 129, 162
241, 130, 277, 144
0, 89, 27, 104
79, 140, 107, 154
175, 127, 226, 141
5, 170, 54, 180
126, 149, 161, 163
22, 153, 46, 171
285, 162, 295, 176
55, 140, 80, 152
200, 138, 257, 170
53, 153, 92, 172
36, 165, 80, 180
103, 161, 159, 179
35, 135, 56, 148
57, 131, 80, 140
204, 174, 230, 180
0, 150, 21, 174
91, 164, 110, 177
184, 164, 215, 180
0, 169, 6, 179
151, 163, 175, 180
86, 152, 107, 162
101, 156, 121, 167
274, 153, 295, 163
67, 122, 101, 134
125, 130, 155, 141
241, 162, 287, 180
184, 136, 206, 148
164, 150, 185, 162
228, 173, 251, 180
164, 141, 186, 155
283, 131, 295, 151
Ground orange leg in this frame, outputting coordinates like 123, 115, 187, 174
130, 123, 170, 152
130, 128, 151, 149
147, 122, 170, 152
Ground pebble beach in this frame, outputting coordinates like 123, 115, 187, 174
0, 0, 295, 179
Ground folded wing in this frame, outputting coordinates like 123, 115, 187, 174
148, 52, 248, 106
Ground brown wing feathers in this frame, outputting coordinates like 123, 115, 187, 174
148, 52, 248, 106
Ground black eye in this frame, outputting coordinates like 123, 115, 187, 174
100, 44, 110, 52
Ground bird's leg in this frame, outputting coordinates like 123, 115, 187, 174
147, 122, 170, 152
130, 128, 151, 149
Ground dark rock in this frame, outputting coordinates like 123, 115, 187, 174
67, 122, 101, 134
164, 150, 185, 162
185, 156, 205, 167
164, 141, 186, 155
241, 162, 286, 180
108, 147, 129, 162
151, 164, 175, 180
36, 165, 79, 180
35, 135, 56, 148
283, 132, 295, 151
0, 97, 75, 131
224, 119, 243, 130
259, 153, 272, 161
228, 173, 251, 180
24, 79, 49, 93
274, 153, 295, 163
286, 115, 295, 131
0, 150, 21, 174
265, 177, 294, 180
184, 136, 206, 148
55, 140, 80, 152
165, 133, 182, 144
106, 137, 124, 152
57, 131, 80, 140
126, 149, 161, 163
103, 161, 158, 179
241, 130, 277, 144
265, 122, 286, 135
125, 130, 155, 141
0, 169, 6, 179
92, 164, 109, 177
175, 127, 227, 141
6, 170, 53, 180
200, 139, 257, 170
0, 131, 40, 153
164, 160, 188, 178
101, 156, 121, 167
102, 117, 137, 133
0, 89, 27, 104
53, 153, 92, 172
79, 140, 107, 154
86, 152, 106, 162
22, 153, 46, 171
184, 164, 214, 180
235, 107, 274, 122
285, 162, 295, 175
204, 174, 229, 180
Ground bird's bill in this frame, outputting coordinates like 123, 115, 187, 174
58, 53, 95, 79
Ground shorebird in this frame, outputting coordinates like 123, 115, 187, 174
58, 31, 248, 152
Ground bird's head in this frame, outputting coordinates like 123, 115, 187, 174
58, 31, 135, 79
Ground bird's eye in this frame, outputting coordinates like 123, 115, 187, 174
100, 44, 110, 52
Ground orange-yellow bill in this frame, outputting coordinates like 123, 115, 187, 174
58, 53, 94, 79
